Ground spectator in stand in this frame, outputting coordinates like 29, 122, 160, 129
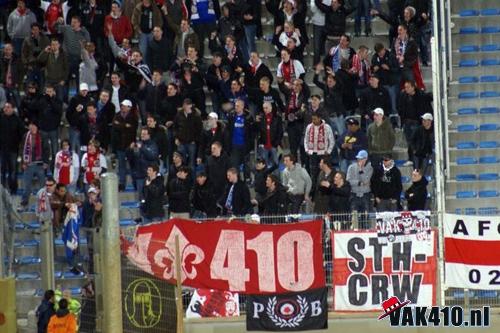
142, 164, 165, 222
19, 81, 40, 126
205, 51, 227, 117
191, 171, 218, 218
131, 0, 163, 61
198, 112, 226, 163
304, 113, 335, 187
346, 149, 373, 220
138, 69, 166, 120
53, 140, 79, 194
220, 167, 252, 216
81, 140, 107, 191
394, 23, 423, 89
316, 0, 355, 50
323, 34, 355, 73
167, 165, 192, 218
55, 15, 91, 92
214, 3, 243, 48
337, 117, 368, 173
371, 42, 399, 115
36, 84, 62, 165
282, 78, 309, 159
313, 65, 345, 135
0, 102, 25, 194
405, 169, 428, 211
21, 22, 49, 86
367, 107, 395, 168
160, 83, 182, 165
311, 0, 326, 65
274, 21, 302, 52
111, 99, 139, 191
256, 76, 284, 115
50, 182, 75, 230
105, 72, 129, 113
398, 80, 433, 166
243, 52, 273, 105
371, 154, 402, 212
276, 48, 305, 89
410, 113, 434, 173
146, 114, 168, 170
43, 0, 63, 35
127, 127, 159, 199
257, 174, 289, 223
146, 26, 172, 72
303, 94, 329, 129
335, 58, 358, 113
37, 38, 68, 102
350, 45, 371, 95
242, 0, 258, 60
80, 0, 107, 55
327, 171, 351, 225
282, 154, 312, 214
173, 98, 203, 172
168, 151, 186, 184
205, 141, 230, 203
252, 158, 278, 211
314, 157, 336, 214
358, 74, 391, 128
104, 0, 133, 46
173, 18, 200, 58
0, 43, 22, 108
95, 90, 116, 152
47, 298, 77, 333
354, 0, 373, 37
7, 0, 37, 55
79, 41, 103, 97
225, 99, 254, 175
161, 0, 188, 43
36, 289, 56, 333
180, 65, 206, 116
255, 101, 283, 167
209, 34, 244, 72
267, 0, 308, 46
189, 0, 220, 57
67, 83, 93, 156
76, 102, 109, 153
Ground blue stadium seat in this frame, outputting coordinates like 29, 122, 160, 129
456, 141, 477, 149
456, 191, 477, 198
456, 157, 477, 164
394, 160, 406, 167
480, 107, 500, 114
479, 123, 498, 131
458, 59, 479, 67
481, 59, 500, 66
16, 273, 40, 280
120, 219, 137, 227
23, 240, 39, 247
54, 239, 64, 246
15, 223, 25, 230
479, 173, 499, 180
475, 290, 498, 298
481, 8, 500, 16
481, 26, 500, 33
458, 92, 478, 99
69, 287, 82, 295
480, 75, 500, 82
464, 208, 477, 215
459, 45, 479, 52
124, 184, 136, 192
455, 174, 477, 181
458, 76, 478, 83
459, 9, 479, 17
453, 290, 475, 298
63, 271, 85, 279
121, 201, 140, 208
479, 156, 498, 164
457, 124, 477, 132
459, 27, 480, 34
17, 256, 41, 265
401, 176, 410, 183
14, 240, 23, 247
481, 44, 499, 51
480, 91, 500, 98
457, 108, 477, 115
479, 141, 498, 148
54, 271, 63, 279
26, 222, 40, 230
479, 190, 499, 198
478, 207, 498, 215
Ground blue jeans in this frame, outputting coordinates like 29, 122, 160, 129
12, 37, 24, 56
22, 163, 46, 204
258, 146, 278, 166
139, 32, 152, 66
355, 0, 372, 34
383, 84, 399, 115
312, 24, 326, 65
403, 122, 419, 161
135, 178, 145, 201
329, 115, 345, 136
244, 24, 257, 59
350, 193, 372, 228
177, 143, 197, 172
69, 128, 81, 158
116, 150, 129, 187
339, 158, 355, 174
40, 130, 59, 162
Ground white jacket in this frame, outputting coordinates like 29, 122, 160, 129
53, 151, 80, 185
304, 120, 335, 155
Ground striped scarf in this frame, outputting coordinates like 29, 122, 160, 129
23, 132, 42, 164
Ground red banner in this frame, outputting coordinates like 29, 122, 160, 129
122, 218, 325, 295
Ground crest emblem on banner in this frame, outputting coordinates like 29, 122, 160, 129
267, 296, 309, 328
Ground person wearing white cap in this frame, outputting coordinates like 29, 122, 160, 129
198, 112, 226, 163
67, 82, 93, 157
367, 107, 395, 167
346, 149, 373, 225
409, 112, 434, 174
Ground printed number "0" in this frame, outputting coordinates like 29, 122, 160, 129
210, 230, 315, 292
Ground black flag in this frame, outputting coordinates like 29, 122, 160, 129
246, 287, 328, 331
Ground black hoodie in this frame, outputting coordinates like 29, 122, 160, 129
405, 177, 428, 211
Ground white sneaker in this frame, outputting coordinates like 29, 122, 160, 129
403, 161, 413, 167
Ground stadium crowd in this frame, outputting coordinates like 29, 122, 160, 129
0, 0, 435, 231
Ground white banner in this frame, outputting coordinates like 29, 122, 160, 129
444, 214, 500, 290
375, 211, 432, 244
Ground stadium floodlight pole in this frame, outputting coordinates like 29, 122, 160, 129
101, 173, 123, 333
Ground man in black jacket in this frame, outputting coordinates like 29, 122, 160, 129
146, 26, 172, 72
198, 112, 226, 163
19, 82, 41, 126
146, 115, 169, 171
405, 169, 428, 211
192, 171, 218, 218
256, 76, 284, 114
205, 141, 230, 203
359, 74, 391, 127
0, 102, 25, 193
37, 84, 63, 163
173, 98, 203, 172
142, 164, 166, 222
259, 174, 289, 224
411, 113, 434, 173
316, 0, 355, 49
167, 166, 192, 218
244, 52, 273, 101
36, 289, 56, 333
138, 69, 166, 121
220, 167, 252, 216
256, 101, 283, 166
67, 83, 93, 156
370, 154, 402, 212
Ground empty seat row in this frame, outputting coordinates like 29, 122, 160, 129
458, 75, 500, 83
456, 190, 500, 198
458, 59, 500, 67
459, 9, 500, 17
459, 44, 500, 52
455, 173, 500, 181
456, 123, 500, 131
454, 207, 499, 215
456, 156, 499, 164
456, 107, 499, 115
459, 26, 500, 34
456, 141, 499, 149
16, 270, 86, 280
458, 91, 500, 99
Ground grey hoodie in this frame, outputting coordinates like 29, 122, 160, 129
282, 164, 312, 195
346, 160, 373, 197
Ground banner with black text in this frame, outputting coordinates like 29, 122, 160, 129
246, 287, 328, 331
375, 211, 432, 244
332, 230, 437, 311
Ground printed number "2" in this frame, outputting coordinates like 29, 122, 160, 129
469, 269, 500, 285
210, 230, 315, 293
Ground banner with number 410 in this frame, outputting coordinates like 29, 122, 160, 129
122, 218, 326, 294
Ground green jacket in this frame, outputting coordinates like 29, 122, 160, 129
367, 118, 395, 155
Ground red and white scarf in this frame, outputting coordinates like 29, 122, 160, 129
85, 152, 99, 183
23, 132, 42, 164
281, 60, 295, 83
287, 90, 298, 115
249, 59, 262, 75
307, 123, 326, 151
